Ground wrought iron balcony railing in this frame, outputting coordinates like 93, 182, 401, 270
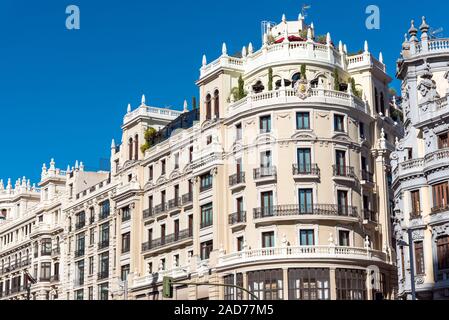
333, 165, 356, 178
142, 229, 193, 253
228, 211, 247, 225
229, 172, 246, 186
292, 164, 320, 176
253, 166, 277, 180
182, 192, 193, 205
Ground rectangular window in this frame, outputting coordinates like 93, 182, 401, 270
200, 203, 213, 229
438, 133, 448, 149
296, 112, 310, 130
288, 268, 330, 300
411, 190, 421, 217
200, 173, 213, 192
248, 269, 283, 300
161, 159, 166, 175
433, 182, 449, 212
99, 200, 110, 220
359, 122, 365, 139
224, 274, 244, 300
75, 289, 84, 301
76, 260, 85, 286
336, 269, 366, 300
122, 206, 131, 222
298, 189, 313, 214
437, 236, 449, 270
98, 283, 108, 300
174, 153, 180, 170
121, 232, 130, 254
297, 148, 312, 173
300, 230, 315, 246
236, 123, 243, 141
334, 114, 345, 132
260, 115, 272, 133
189, 146, 194, 162
261, 191, 274, 217
40, 262, 51, 281
200, 240, 213, 260
237, 236, 244, 252
89, 256, 94, 275
414, 241, 425, 275
338, 230, 350, 247
89, 228, 95, 245
337, 190, 349, 216
261, 150, 272, 168
262, 231, 275, 248
121, 264, 130, 281
88, 287, 93, 300
98, 252, 109, 278
149, 165, 154, 181
99, 222, 110, 247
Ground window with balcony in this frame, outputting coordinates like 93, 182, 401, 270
99, 223, 110, 249
338, 230, 350, 247
75, 233, 85, 257
260, 191, 274, 217
414, 241, 425, 275
296, 112, 310, 130
98, 252, 109, 280
76, 211, 86, 230
261, 150, 272, 168
432, 182, 449, 213
200, 240, 213, 260
334, 114, 345, 132
411, 190, 421, 218
335, 150, 350, 177
336, 269, 366, 300
236, 123, 242, 141
99, 200, 110, 220
122, 206, 131, 222
300, 230, 315, 246
437, 236, 449, 271
296, 148, 312, 174
248, 269, 283, 300
260, 115, 271, 134
89, 256, 94, 275
337, 191, 349, 216
201, 203, 213, 229
121, 232, 130, 254
200, 173, 213, 192
262, 231, 275, 248
237, 236, 244, 252
438, 133, 449, 149
288, 268, 330, 300
298, 189, 313, 214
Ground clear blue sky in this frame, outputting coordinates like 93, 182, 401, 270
0, 0, 447, 184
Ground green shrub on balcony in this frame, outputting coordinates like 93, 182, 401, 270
141, 127, 157, 154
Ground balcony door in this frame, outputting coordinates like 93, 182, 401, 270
297, 148, 312, 173
161, 224, 166, 244
236, 158, 242, 174
433, 182, 449, 211
337, 191, 349, 216
174, 220, 179, 241
237, 197, 244, 221
438, 133, 448, 149
298, 189, 313, 214
336, 150, 346, 175
261, 151, 272, 168
261, 191, 274, 217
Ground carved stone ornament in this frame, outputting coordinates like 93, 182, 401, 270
294, 78, 312, 100
417, 63, 440, 103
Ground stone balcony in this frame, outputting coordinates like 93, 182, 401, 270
226, 88, 367, 119
217, 245, 387, 269
394, 148, 449, 180
200, 40, 384, 80
417, 94, 449, 127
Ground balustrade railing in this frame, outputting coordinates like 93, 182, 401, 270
253, 204, 358, 219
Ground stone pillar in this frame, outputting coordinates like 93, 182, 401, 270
282, 268, 289, 300
242, 272, 248, 300
330, 268, 337, 300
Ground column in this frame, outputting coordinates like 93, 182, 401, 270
330, 268, 337, 300
242, 272, 248, 300
282, 268, 289, 300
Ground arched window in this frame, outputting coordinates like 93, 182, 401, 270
213, 90, 220, 119
134, 134, 139, 160
128, 138, 133, 160
291, 73, 301, 88
374, 88, 379, 113
252, 81, 265, 94
205, 94, 212, 120
380, 92, 385, 115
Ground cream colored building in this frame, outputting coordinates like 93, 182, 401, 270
1, 12, 401, 300
391, 17, 449, 300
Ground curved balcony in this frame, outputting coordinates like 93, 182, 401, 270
217, 245, 388, 269
229, 172, 246, 190
253, 166, 277, 183
141, 229, 193, 254
253, 204, 359, 224
394, 148, 449, 180
292, 164, 320, 179
332, 165, 356, 181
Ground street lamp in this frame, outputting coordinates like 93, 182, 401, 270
397, 228, 416, 300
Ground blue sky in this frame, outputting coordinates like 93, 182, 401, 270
0, 0, 447, 184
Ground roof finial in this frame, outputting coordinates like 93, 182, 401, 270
222, 42, 227, 56
379, 52, 384, 63
202, 54, 207, 66
282, 13, 286, 23
111, 139, 116, 149
141, 94, 146, 106
307, 27, 312, 40
127, 103, 131, 113
0, 179, 3, 190
420, 16, 429, 34
409, 20, 418, 42
183, 100, 188, 113
326, 32, 331, 45
75, 160, 79, 170
364, 40, 369, 53
242, 46, 247, 58
248, 42, 254, 54
338, 40, 343, 53
298, 13, 303, 21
